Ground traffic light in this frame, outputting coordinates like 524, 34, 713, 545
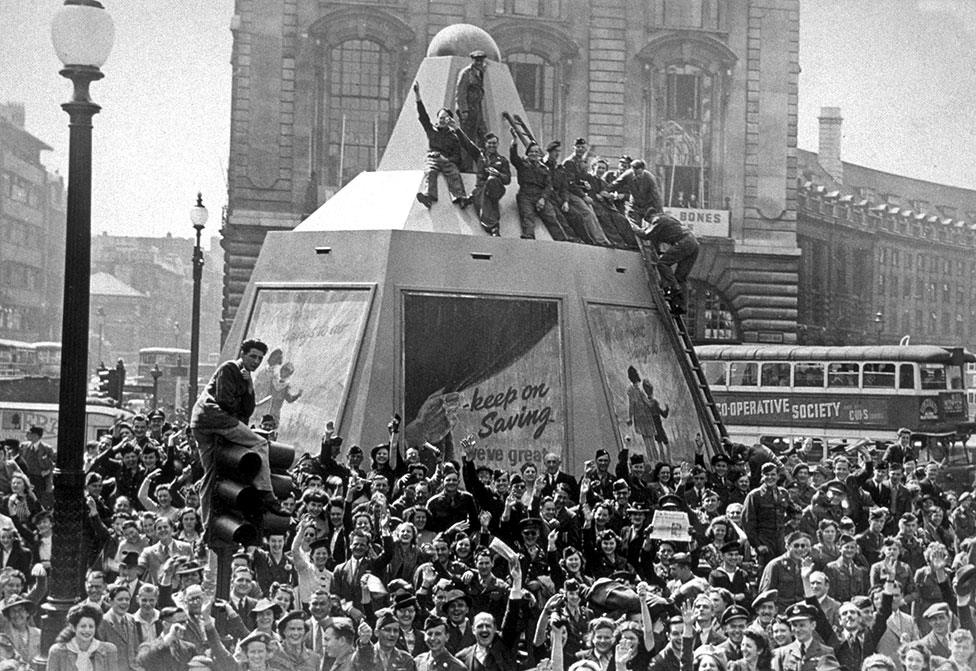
96, 366, 111, 397
210, 435, 295, 548
113, 359, 126, 408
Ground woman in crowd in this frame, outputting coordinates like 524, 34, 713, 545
729, 629, 773, 671
45, 603, 118, 671
900, 640, 932, 671
648, 462, 674, 502
810, 518, 841, 570
3, 475, 39, 532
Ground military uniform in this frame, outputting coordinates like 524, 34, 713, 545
352, 642, 417, 671
742, 484, 791, 557
771, 637, 835, 671
414, 649, 465, 671
471, 149, 511, 235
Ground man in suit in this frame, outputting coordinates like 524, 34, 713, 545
877, 462, 913, 535
917, 602, 952, 659
771, 602, 834, 671
455, 557, 523, 671
190, 338, 284, 539
807, 571, 841, 633
116, 551, 147, 613
223, 567, 258, 632
332, 530, 373, 618
99, 584, 142, 671
306, 589, 333, 658
138, 515, 193, 585
18, 425, 53, 506
691, 593, 728, 648
538, 452, 578, 502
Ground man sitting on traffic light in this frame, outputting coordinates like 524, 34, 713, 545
190, 338, 284, 539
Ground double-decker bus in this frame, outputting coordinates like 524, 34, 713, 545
697, 344, 975, 447
0, 340, 37, 378
138, 348, 191, 413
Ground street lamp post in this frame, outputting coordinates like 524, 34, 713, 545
96, 305, 105, 366
189, 194, 208, 409
874, 311, 885, 345
150, 363, 162, 410
39, 2, 114, 669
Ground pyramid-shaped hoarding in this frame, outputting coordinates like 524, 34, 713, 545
221, 25, 716, 474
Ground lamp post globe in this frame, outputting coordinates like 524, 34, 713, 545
40, 2, 114, 669
189, 193, 208, 410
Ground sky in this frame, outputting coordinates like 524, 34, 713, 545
1, 0, 974, 238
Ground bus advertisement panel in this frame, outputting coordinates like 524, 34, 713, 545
0, 402, 129, 449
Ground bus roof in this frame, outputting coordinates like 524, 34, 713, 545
139, 347, 191, 355
695, 344, 976, 363
0, 401, 133, 417
0, 339, 34, 349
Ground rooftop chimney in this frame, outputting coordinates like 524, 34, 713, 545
818, 106, 843, 184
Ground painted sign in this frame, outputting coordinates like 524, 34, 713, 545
244, 287, 373, 455
664, 207, 730, 237
402, 292, 565, 470
712, 393, 891, 427
940, 392, 966, 417
586, 304, 708, 462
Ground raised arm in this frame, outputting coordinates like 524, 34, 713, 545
413, 82, 433, 134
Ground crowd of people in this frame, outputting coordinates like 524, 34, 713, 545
5, 351, 976, 671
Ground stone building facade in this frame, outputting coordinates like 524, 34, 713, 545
223, 0, 801, 344
0, 103, 66, 342
797, 108, 976, 351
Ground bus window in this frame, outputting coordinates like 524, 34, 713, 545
948, 365, 964, 390
760, 363, 791, 387
899, 364, 915, 390
702, 361, 727, 386
827, 362, 859, 388
794, 362, 825, 388
863, 363, 895, 388
729, 362, 758, 386
920, 364, 947, 390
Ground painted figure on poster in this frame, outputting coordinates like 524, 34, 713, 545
626, 365, 669, 462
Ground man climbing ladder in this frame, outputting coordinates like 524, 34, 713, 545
631, 210, 700, 315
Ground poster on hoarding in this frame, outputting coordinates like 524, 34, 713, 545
402, 292, 565, 470
586, 303, 706, 462
243, 287, 373, 454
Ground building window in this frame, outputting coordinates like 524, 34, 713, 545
890, 276, 898, 298
655, 65, 713, 207
326, 39, 393, 186
506, 53, 556, 146
495, 0, 562, 18
686, 281, 737, 342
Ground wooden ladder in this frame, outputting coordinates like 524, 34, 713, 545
636, 239, 729, 455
